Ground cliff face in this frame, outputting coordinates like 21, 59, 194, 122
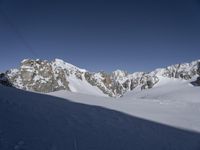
4, 59, 200, 97
191, 62, 200, 86
0, 73, 12, 87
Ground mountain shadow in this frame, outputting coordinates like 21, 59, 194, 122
0, 85, 200, 150
0, 73, 12, 87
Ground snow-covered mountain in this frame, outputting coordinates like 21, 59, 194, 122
1, 60, 200, 149
2, 59, 200, 97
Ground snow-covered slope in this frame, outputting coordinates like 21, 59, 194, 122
1, 59, 200, 149
4, 59, 200, 97
1, 85, 200, 150
49, 77, 200, 132
5, 59, 105, 96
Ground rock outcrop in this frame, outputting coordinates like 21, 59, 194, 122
191, 62, 200, 86
0, 73, 12, 87
4, 59, 200, 97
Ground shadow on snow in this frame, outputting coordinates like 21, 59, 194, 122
0, 85, 200, 150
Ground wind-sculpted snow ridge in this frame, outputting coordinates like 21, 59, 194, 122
1, 85, 200, 150
4, 58, 200, 97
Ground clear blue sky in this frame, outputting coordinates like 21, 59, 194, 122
0, 0, 200, 72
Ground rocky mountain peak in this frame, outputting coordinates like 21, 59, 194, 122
111, 70, 128, 81
53, 58, 87, 73
4, 59, 200, 97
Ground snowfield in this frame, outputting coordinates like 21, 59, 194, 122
0, 76, 200, 149
49, 77, 200, 132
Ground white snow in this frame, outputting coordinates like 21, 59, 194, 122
1, 79, 200, 149
33, 75, 42, 81
54, 58, 87, 72
67, 74, 107, 97
2, 58, 200, 149
57, 79, 64, 86
49, 77, 200, 132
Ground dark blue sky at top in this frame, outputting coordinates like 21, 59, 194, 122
0, 0, 200, 72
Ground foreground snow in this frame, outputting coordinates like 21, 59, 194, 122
49, 77, 200, 132
1, 84, 200, 149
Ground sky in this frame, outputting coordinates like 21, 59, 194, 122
0, 0, 200, 73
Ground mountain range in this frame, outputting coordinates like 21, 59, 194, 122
1, 59, 200, 149
1, 59, 200, 97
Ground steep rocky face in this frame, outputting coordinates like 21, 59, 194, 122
151, 60, 199, 79
197, 62, 200, 76
192, 62, 200, 86
0, 73, 12, 87
84, 70, 154, 97
6, 59, 71, 92
5, 59, 200, 97
84, 60, 199, 97
140, 75, 159, 90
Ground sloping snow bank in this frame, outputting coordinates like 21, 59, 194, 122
1, 85, 200, 150
50, 77, 200, 132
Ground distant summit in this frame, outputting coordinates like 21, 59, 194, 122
3, 59, 200, 97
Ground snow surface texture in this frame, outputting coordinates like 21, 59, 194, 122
5, 59, 200, 97
1, 85, 200, 150
49, 77, 200, 132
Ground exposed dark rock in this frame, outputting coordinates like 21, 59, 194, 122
123, 80, 130, 89
6, 59, 70, 93
191, 77, 200, 86
197, 62, 200, 76
191, 62, 200, 86
196, 77, 200, 85
141, 75, 159, 90
0, 73, 12, 87
3, 59, 200, 97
